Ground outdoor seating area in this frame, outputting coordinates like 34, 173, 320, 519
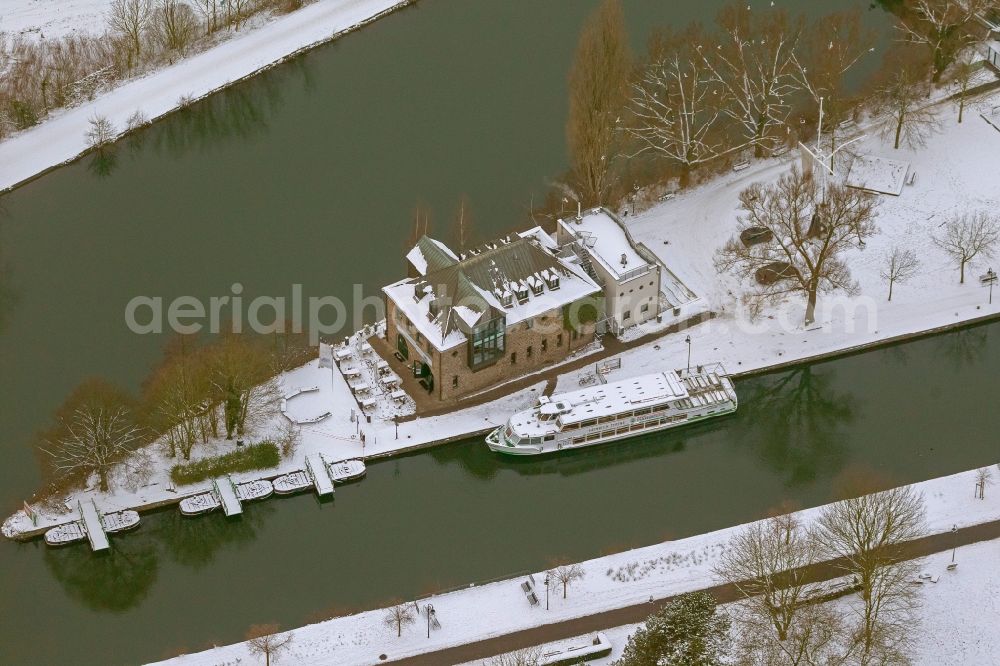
331, 326, 416, 419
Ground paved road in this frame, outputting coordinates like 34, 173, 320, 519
389, 519, 1000, 665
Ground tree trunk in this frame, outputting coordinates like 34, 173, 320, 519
959, 97, 965, 124
960, 259, 966, 284
99, 470, 110, 493
888, 278, 894, 302
805, 285, 818, 325
894, 112, 904, 150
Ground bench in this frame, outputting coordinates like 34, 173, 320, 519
906, 170, 917, 186
732, 160, 750, 172
521, 581, 539, 606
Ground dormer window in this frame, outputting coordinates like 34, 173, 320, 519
546, 274, 560, 290
516, 285, 529, 303
531, 280, 544, 296
501, 291, 514, 308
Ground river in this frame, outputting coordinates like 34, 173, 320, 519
8, 1, 986, 664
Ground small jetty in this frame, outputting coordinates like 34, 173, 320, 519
306, 454, 335, 497
78, 500, 109, 552
213, 477, 243, 517
329, 459, 366, 484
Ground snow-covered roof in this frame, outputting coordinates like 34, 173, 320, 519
385, 233, 600, 352
560, 209, 651, 280
507, 371, 690, 437
406, 235, 459, 276
845, 154, 910, 196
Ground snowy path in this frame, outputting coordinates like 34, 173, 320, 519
0, 0, 409, 192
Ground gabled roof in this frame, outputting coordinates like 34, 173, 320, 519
385, 228, 601, 352
406, 236, 459, 276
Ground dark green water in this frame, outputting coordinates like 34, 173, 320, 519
0, 1, 960, 663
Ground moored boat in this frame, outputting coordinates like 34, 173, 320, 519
273, 470, 312, 495
235, 479, 274, 502
101, 510, 140, 533
329, 459, 366, 483
179, 492, 221, 516
486, 364, 737, 456
44, 521, 87, 546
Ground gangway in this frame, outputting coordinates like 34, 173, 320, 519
78, 500, 109, 552
213, 477, 243, 517
305, 454, 335, 497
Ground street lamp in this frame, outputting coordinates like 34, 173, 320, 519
394, 416, 399, 440
951, 524, 958, 564
685, 335, 692, 375
544, 575, 550, 610
426, 603, 435, 638
983, 268, 997, 305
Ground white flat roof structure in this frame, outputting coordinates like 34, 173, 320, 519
509, 371, 690, 437
562, 210, 650, 281
306, 454, 335, 497
213, 477, 243, 517
845, 154, 911, 196
78, 500, 109, 552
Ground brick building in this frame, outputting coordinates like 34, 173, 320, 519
382, 228, 601, 402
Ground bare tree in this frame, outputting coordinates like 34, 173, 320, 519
934, 211, 1000, 283
875, 64, 938, 150
702, 4, 803, 157
382, 602, 415, 637
880, 247, 920, 301
276, 419, 301, 458
548, 563, 585, 599
245, 624, 293, 666
566, 0, 631, 206
894, 0, 995, 82
487, 646, 543, 666
627, 27, 740, 185
41, 406, 145, 493
153, 0, 198, 53
190, 0, 221, 33
813, 484, 926, 663
734, 599, 856, 666
793, 8, 875, 168
975, 467, 993, 499
86, 115, 116, 149
715, 514, 817, 642
107, 0, 154, 66
950, 53, 977, 124
715, 167, 878, 325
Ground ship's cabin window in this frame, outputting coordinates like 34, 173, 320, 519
544, 435, 555, 441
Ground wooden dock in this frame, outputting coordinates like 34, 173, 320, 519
213, 477, 243, 517
78, 500, 109, 552
305, 454, 335, 497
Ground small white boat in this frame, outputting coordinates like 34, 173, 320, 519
44, 521, 87, 546
101, 510, 140, 533
329, 459, 366, 483
235, 479, 274, 502
179, 492, 221, 516
273, 470, 312, 495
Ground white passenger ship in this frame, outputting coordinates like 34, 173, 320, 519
486, 364, 737, 455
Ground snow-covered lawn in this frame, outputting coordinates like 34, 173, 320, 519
2, 0, 110, 40
147, 466, 1000, 665
555, 92, 1000, 392
0, 0, 409, 192
508, 536, 1000, 666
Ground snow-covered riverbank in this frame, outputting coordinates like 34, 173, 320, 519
6, 90, 1000, 541
148, 466, 1000, 665
0, 0, 411, 193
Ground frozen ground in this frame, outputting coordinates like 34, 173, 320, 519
1, 0, 109, 40
0, 0, 409, 192
147, 466, 1000, 665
